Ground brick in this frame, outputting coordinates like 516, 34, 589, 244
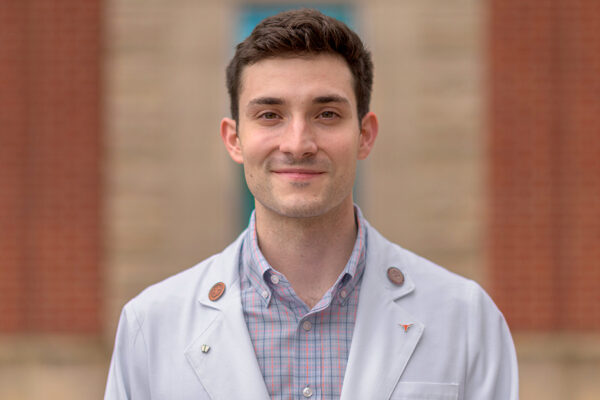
490, 0, 600, 331
0, 0, 102, 333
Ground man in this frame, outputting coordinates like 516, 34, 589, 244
105, 9, 518, 400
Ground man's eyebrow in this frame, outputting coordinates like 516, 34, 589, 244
313, 95, 350, 105
247, 97, 285, 106
247, 95, 350, 107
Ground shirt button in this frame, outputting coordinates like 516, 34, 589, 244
340, 289, 348, 299
261, 290, 269, 299
302, 386, 313, 398
270, 274, 280, 285
302, 320, 312, 331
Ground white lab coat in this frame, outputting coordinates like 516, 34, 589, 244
105, 221, 519, 400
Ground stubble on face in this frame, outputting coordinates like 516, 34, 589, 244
237, 55, 360, 220
248, 153, 336, 218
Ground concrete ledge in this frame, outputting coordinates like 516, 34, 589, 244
514, 333, 600, 361
0, 335, 109, 365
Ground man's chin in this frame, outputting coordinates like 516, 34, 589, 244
260, 198, 329, 219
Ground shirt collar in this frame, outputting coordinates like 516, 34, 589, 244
240, 205, 368, 308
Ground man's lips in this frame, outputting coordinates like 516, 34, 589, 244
271, 168, 325, 180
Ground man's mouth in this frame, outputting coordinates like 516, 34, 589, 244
272, 168, 325, 180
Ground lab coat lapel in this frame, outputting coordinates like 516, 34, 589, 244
340, 223, 424, 400
184, 233, 270, 400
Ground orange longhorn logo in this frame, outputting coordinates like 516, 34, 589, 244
399, 323, 413, 332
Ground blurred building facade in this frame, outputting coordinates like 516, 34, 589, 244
1, 0, 599, 399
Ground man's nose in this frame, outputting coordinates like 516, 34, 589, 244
278, 117, 318, 159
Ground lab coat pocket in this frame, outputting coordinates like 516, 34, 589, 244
390, 381, 459, 400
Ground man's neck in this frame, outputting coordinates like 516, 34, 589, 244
254, 199, 358, 309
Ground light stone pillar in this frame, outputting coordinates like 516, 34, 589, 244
104, 0, 238, 340
361, 0, 485, 283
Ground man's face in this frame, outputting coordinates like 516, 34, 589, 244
221, 54, 377, 219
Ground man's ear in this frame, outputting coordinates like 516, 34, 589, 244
357, 111, 379, 160
220, 117, 243, 164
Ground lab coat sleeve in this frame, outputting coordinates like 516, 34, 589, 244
464, 282, 519, 400
105, 304, 151, 400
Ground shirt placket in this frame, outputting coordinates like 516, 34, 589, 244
269, 273, 321, 399
298, 310, 320, 399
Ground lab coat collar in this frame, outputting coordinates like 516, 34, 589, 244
185, 231, 271, 399
341, 221, 424, 400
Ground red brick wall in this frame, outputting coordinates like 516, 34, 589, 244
0, 0, 102, 333
490, 0, 600, 331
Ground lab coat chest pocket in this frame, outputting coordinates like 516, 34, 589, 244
390, 382, 459, 400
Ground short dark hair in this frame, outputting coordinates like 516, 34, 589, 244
226, 8, 373, 122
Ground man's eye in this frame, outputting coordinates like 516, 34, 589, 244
320, 111, 338, 119
259, 112, 279, 120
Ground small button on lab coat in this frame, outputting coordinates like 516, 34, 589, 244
105, 221, 519, 400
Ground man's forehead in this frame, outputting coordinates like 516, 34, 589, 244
241, 53, 351, 76
238, 54, 355, 106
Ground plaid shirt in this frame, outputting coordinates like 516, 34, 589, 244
239, 207, 367, 399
